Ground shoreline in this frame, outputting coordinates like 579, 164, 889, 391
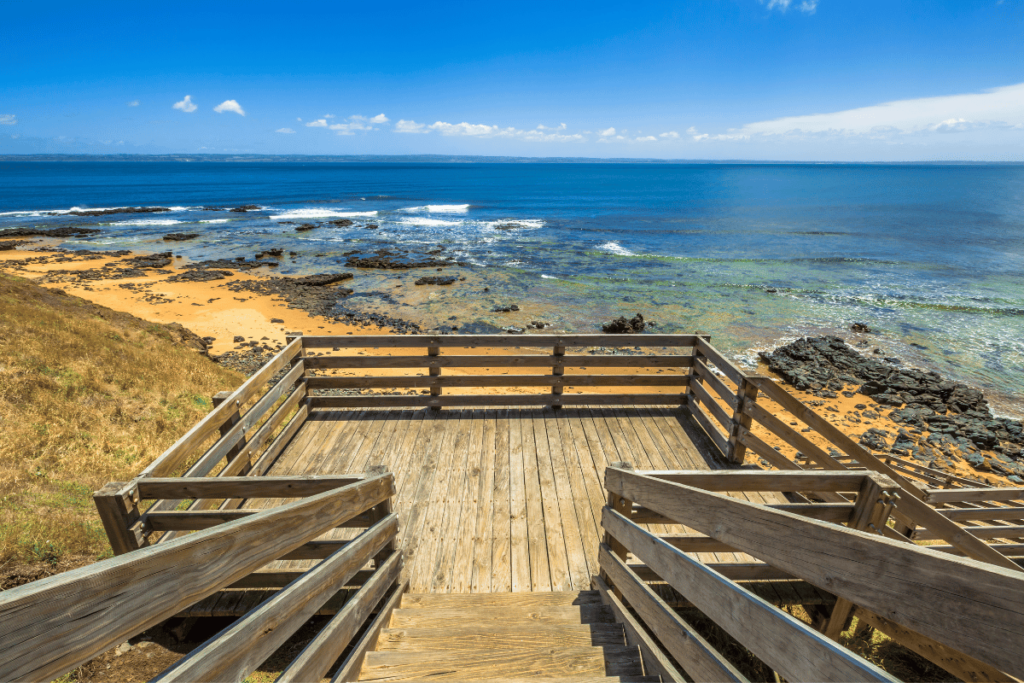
2, 238, 1022, 487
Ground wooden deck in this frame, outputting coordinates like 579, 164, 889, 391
255, 405, 773, 593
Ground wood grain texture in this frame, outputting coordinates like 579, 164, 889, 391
304, 354, 696, 369
606, 469, 1024, 677
331, 580, 407, 683
0, 474, 394, 683
602, 508, 896, 682
300, 333, 699, 348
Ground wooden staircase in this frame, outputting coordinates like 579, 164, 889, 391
356, 591, 657, 682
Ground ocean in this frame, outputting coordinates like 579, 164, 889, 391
2, 160, 1023, 416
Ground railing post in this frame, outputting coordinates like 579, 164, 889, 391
551, 343, 565, 410
93, 481, 142, 555
427, 344, 441, 410
365, 465, 396, 568
727, 376, 762, 466
822, 474, 900, 639
602, 461, 634, 598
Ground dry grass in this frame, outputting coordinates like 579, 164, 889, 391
0, 272, 243, 565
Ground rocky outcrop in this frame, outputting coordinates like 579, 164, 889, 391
67, 206, 171, 217
229, 205, 261, 213
602, 313, 646, 334
0, 226, 101, 238
162, 233, 199, 242
760, 336, 1024, 478
162, 322, 210, 357
415, 276, 458, 285
345, 250, 451, 270
167, 269, 233, 282
124, 252, 174, 269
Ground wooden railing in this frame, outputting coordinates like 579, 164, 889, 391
296, 333, 699, 409
0, 471, 404, 683
598, 466, 1024, 682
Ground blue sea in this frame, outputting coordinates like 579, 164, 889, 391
2, 160, 1023, 415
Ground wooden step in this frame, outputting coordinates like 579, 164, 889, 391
359, 646, 643, 681
377, 623, 627, 651
400, 591, 602, 609
389, 604, 615, 629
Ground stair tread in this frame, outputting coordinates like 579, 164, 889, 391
378, 623, 627, 650
401, 591, 601, 609
390, 604, 614, 629
360, 646, 643, 681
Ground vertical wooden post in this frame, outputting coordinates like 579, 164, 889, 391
286, 332, 309, 411
428, 344, 441, 410
365, 465, 396, 568
93, 481, 141, 556
727, 377, 762, 466
602, 462, 634, 598
212, 390, 247, 473
551, 343, 565, 410
822, 474, 899, 639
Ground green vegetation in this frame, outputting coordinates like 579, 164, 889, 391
0, 272, 243, 564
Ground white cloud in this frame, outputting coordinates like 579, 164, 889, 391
537, 123, 567, 131
370, 113, 389, 124
636, 135, 658, 142
430, 121, 505, 136
686, 126, 698, 135
173, 95, 197, 113
276, 127, 296, 134
659, 131, 680, 139
0, 114, 17, 125
395, 119, 427, 133
306, 119, 328, 128
599, 127, 616, 136
127, 100, 139, 107
214, 100, 246, 116
324, 114, 335, 119
297, 117, 302, 122
693, 134, 709, 141
765, 0, 818, 13
727, 81, 1024, 140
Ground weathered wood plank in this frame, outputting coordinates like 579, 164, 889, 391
330, 579, 407, 683
606, 469, 1024, 676
304, 354, 696, 369
300, 333, 698, 348
310, 393, 686, 408
599, 546, 745, 682
0, 474, 394, 682
306, 374, 688, 388
640, 470, 873, 492
602, 508, 895, 682
136, 475, 364, 500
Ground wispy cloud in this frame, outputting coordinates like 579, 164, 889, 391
173, 95, 197, 113
599, 127, 616, 136
127, 100, 140, 107
214, 100, 246, 116
421, 120, 584, 142
765, 0, 819, 14
369, 113, 389, 124
720, 81, 1024, 140
307, 113, 389, 134
659, 131, 680, 139
395, 119, 427, 133
276, 127, 296, 134
306, 119, 329, 128
0, 114, 17, 125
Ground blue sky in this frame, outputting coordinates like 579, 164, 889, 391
2, 0, 1022, 160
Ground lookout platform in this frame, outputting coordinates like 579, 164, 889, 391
4, 333, 1024, 682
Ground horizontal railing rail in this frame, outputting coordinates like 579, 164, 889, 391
297, 332, 699, 409
1, 472, 399, 683
600, 466, 1024, 682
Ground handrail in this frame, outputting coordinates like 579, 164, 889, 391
602, 467, 1024, 679
0, 472, 396, 682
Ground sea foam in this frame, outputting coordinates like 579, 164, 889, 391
400, 204, 470, 213
599, 241, 635, 256
270, 209, 378, 221
397, 217, 463, 228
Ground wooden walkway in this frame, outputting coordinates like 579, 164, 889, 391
254, 405, 777, 593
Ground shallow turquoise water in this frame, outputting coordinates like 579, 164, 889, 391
2, 161, 1022, 414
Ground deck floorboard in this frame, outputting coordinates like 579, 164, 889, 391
256, 404, 737, 592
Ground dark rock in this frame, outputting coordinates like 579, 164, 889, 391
67, 206, 171, 217
364, 224, 379, 230
859, 428, 890, 451
270, 318, 284, 324
124, 252, 173, 269
0, 240, 27, 251
850, 322, 871, 333
289, 273, 354, 287
229, 205, 261, 213
345, 251, 450, 270
415, 276, 458, 285
0, 226, 101, 238
601, 313, 646, 334
295, 223, 318, 232
233, 335, 245, 343
167, 269, 233, 283
493, 304, 520, 313
328, 219, 354, 227
162, 233, 199, 242
255, 248, 283, 260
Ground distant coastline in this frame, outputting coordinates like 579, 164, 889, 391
2, 154, 1023, 165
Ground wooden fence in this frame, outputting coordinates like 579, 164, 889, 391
598, 466, 1024, 682
0, 471, 404, 683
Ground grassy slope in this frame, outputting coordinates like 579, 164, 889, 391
0, 272, 243, 565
